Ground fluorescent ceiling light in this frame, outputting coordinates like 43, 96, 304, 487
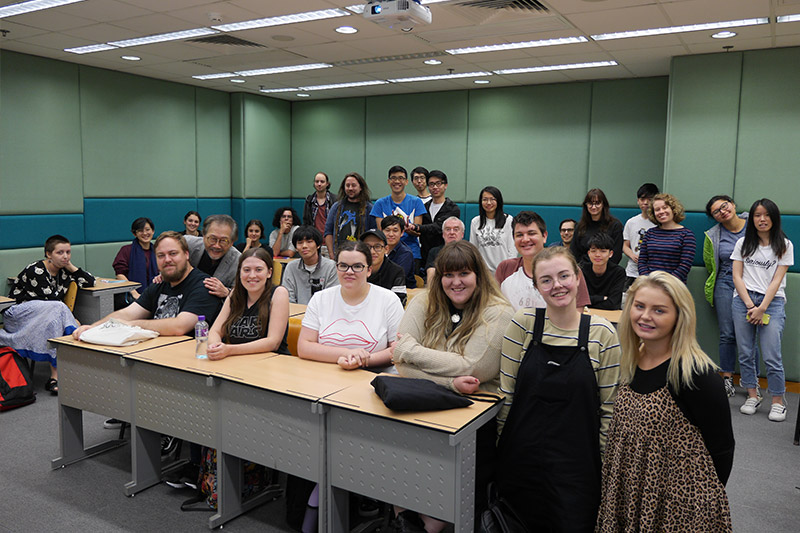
447, 36, 588, 55
192, 72, 236, 80
212, 8, 349, 32
777, 14, 800, 23
259, 87, 299, 93
109, 28, 218, 48
235, 63, 332, 77
494, 60, 617, 75
0, 0, 84, 19
299, 80, 388, 91
388, 71, 492, 83
64, 43, 118, 54
345, 5, 364, 14
591, 18, 768, 41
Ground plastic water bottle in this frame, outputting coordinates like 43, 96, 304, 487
195, 315, 209, 359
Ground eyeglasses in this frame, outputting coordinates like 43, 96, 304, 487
560, 228, 574, 233
428, 180, 445, 188
537, 271, 575, 291
388, 176, 407, 183
586, 201, 602, 207
481, 197, 497, 204
336, 262, 367, 273
206, 236, 231, 246
711, 202, 729, 217
364, 244, 385, 252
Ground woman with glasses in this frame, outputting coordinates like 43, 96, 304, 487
390, 240, 513, 532
269, 207, 301, 258
496, 246, 621, 532
297, 240, 405, 370
571, 188, 624, 265
469, 186, 516, 273
703, 195, 749, 397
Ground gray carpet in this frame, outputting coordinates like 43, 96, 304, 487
1, 364, 798, 532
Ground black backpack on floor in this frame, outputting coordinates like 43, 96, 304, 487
0, 346, 36, 411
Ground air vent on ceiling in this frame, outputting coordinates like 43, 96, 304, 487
188, 34, 265, 47
456, 0, 549, 12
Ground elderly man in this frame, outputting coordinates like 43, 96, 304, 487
424, 216, 465, 281
184, 214, 241, 298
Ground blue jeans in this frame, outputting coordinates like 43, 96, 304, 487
713, 275, 738, 373
732, 291, 786, 396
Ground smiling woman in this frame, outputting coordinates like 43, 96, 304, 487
113, 217, 158, 303
637, 193, 696, 283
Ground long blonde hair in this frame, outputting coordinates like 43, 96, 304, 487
423, 241, 507, 353
618, 271, 717, 390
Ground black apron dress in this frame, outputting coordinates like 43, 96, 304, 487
496, 309, 601, 532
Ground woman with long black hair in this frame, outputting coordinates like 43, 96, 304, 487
570, 188, 624, 265
468, 185, 516, 273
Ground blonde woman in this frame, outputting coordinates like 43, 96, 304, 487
597, 271, 734, 532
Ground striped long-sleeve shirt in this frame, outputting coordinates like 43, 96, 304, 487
637, 226, 696, 283
498, 309, 621, 453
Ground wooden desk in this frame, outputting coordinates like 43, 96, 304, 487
0, 295, 13, 313
289, 302, 307, 317
585, 308, 622, 325
49, 335, 189, 469
73, 278, 141, 325
321, 376, 502, 532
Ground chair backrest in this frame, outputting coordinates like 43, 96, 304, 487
414, 274, 424, 289
271, 260, 283, 286
64, 281, 78, 312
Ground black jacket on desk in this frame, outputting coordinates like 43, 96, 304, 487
417, 197, 461, 266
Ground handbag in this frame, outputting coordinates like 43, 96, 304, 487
371, 375, 474, 411
480, 482, 527, 533
78, 318, 159, 347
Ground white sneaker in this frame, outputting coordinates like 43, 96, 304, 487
740, 396, 762, 415
768, 403, 787, 422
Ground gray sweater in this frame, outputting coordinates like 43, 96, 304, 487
281, 255, 339, 304
185, 235, 241, 288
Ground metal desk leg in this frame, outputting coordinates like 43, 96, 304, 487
209, 453, 283, 529
125, 425, 162, 495
793, 393, 799, 446
51, 403, 125, 469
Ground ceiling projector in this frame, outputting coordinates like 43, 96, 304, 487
363, 0, 433, 30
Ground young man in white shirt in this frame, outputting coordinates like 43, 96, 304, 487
622, 183, 659, 288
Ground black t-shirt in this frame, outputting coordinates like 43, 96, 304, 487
367, 259, 407, 306
136, 268, 222, 328
197, 251, 221, 277
629, 359, 735, 485
226, 289, 290, 354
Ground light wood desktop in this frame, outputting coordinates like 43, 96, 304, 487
289, 302, 307, 317
406, 287, 425, 304
0, 295, 13, 313
585, 307, 623, 325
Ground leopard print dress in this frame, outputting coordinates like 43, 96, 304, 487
596, 383, 732, 532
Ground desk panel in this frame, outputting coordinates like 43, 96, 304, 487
73, 279, 140, 324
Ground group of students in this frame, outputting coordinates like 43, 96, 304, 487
0, 168, 794, 531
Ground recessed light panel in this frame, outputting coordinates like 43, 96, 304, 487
212, 8, 350, 32
64, 43, 117, 54
192, 72, 236, 80
424, 59, 442, 65
591, 18, 768, 41
711, 31, 737, 39
494, 60, 617, 75
388, 72, 492, 83
121, 55, 140, 61
777, 14, 800, 23
235, 63, 332, 77
230, 79, 245, 83
259, 87, 299, 93
109, 28, 218, 48
0, 0, 84, 19
446, 36, 588, 55
336, 26, 358, 34
299, 80, 388, 91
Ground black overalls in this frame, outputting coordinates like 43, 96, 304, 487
496, 309, 601, 533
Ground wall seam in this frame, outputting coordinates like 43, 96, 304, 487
731, 52, 744, 197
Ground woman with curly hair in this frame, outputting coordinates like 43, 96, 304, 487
637, 193, 696, 283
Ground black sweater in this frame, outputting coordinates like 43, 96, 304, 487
580, 261, 626, 310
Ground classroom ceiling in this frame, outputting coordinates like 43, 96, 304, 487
2, 0, 800, 101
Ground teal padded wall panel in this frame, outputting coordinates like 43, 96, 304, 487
0, 51, 83, 214
664, 53, 742, 211
365, 91, 469, 202
197, 198, 233, 221
292, 98, 366, 197
734, 47, 800, 214
84, 241, 128, 279
467, 83, 592, 206
235, 94, 291, 198
0, 215, 85, 249
80, 66, 197, 198
83, 198, 198, 243
196, 88, 231, 198
588, 78, 668, 208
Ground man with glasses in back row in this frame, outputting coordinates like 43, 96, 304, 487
185, 214, 241, 298
360, 228, 407, 306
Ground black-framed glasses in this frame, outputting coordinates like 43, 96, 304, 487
364, 244, 385, 252
428, 180, 445, 188
711, 202, 730, 217
336, 262, 366, 273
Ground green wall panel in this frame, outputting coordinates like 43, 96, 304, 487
80, 66, 197, 197
365, 91, 469, 203
588, 78, 668, 208
466, 83, 592, 206
735, 47, 800, 214
0, 51, 83, 214
235, 94, 291, 198
292, 98, 366, 198
196, 88, 231, 198
664, 53, 742, 211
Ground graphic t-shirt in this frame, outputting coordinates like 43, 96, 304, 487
226, 289, 290, 354
371, 195, 427, 259
136, 268, 222, 328
731, 238, 794, 299
302, 285, 404, 353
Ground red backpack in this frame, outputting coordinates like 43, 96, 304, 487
0, 346, 36, 411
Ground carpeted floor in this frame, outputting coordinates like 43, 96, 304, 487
1, 364, 798, 532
